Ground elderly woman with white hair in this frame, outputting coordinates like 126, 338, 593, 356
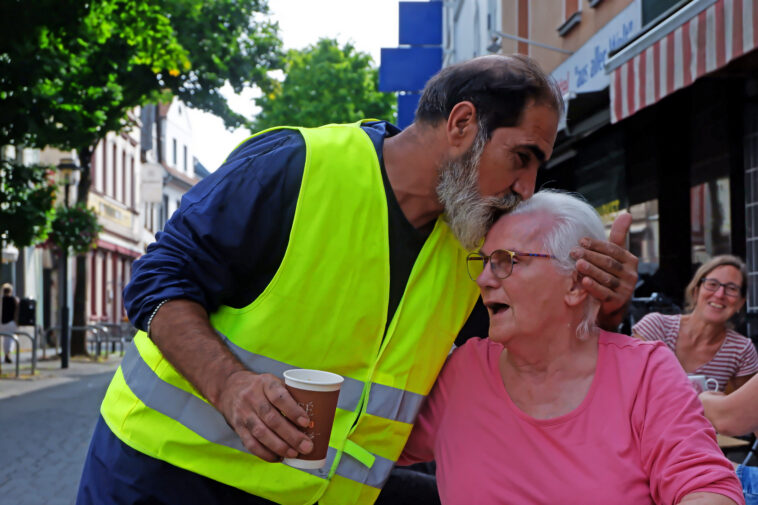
399, 190, 742, 505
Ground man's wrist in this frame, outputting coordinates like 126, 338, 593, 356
146, 299, 171, 337
597, 303, 628, 331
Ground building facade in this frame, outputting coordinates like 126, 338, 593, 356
1, 98, 204, 341
473, 0, 758, 336
86, 113, 144, 325
140, 98, 202, 250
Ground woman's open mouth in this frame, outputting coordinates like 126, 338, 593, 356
486, 302, 510, 315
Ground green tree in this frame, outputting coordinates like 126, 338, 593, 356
0, 0, 283, 354
0, 160, 56, 250
252, 38, 395, 131
1, 0, 283, 189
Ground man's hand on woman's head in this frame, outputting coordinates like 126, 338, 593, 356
569, 212, 638, 331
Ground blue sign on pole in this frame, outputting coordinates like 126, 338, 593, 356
380, 0, 444, 128
399, 1, 442, 45
379, 47, 443, 92
397, 93, 421, 129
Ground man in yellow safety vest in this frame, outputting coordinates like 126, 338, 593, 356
76, 54, 638, 505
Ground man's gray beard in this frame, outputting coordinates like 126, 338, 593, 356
436, 133, 522, 250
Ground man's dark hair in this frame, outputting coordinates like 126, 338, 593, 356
415, 54, 564, 139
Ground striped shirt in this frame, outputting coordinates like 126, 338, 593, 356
632, 313, 758, 391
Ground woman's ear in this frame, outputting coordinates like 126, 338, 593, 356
565, 270, 589, 307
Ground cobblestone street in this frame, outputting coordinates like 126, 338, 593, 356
0, 357, 119, 505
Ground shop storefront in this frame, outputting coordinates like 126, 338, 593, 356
543, 0, 758, 336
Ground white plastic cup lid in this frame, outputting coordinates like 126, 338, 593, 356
283, 369, 344, 392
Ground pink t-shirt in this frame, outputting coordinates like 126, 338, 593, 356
399, 331, 743, 505
632, 313, 758, 391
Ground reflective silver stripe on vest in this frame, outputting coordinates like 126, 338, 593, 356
220, 334, 427, 424
335, 450, 396, 489
366, 383, 425, 425
221, 335, 367, 412
121, 344, 247, 452
121, 345, 395, 487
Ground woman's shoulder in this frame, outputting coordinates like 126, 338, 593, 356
454, 337, 502, 361
599, 330, 682, 382
442, 338, 502, 387
632, 312, 680, 340
638, 312, 680, 326
600, 329, 662, 349
599, 330, 670, 361
723, 329, 757, 354
724, 328, 752, 344
450, 337, 504, 371
594, 332, 680, 402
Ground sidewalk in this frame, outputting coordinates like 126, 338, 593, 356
0, 346, 124, 400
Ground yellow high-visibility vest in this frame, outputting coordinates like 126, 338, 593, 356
100, 122, 480, 505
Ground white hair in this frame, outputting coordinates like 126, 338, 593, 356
509, 189, 606, 340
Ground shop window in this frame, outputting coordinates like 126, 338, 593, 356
642, 0, 692, 28
628, 199, 660, 272
558, 0, 581, 37
597, 199, 660, 291
690, 177, 731, 267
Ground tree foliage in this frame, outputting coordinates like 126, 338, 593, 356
0, 0, 282, 154
252, 38, 395, 131
0, 0, 283, 354
0, 160, 56, 249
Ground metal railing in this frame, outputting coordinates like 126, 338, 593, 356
42, 326, 60, 359
89, 323, 130, 357
32, 323, 137, 364
41, 324, 126, 360
0, 330, 37, 378
71, 325, 107, 357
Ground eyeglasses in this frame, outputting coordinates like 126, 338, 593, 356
466, 249, 554, 281
700, 278, 742, 298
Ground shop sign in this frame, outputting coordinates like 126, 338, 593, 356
596, 199, 622, 226
552, 1, 642, 95
88, 193, 132, 229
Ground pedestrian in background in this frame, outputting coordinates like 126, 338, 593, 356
77, 54, 639, 505
0, 283, 19, 364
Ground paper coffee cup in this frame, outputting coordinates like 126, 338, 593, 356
282, 369, 343, 469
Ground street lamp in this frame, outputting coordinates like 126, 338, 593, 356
57, 157, 80, 369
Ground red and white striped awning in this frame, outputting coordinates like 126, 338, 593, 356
609, 0, 758, 123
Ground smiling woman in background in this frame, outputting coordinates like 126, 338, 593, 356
399, 190, 742, 505
633, 255, 757, 392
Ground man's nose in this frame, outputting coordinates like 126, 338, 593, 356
512, 166, 538, 201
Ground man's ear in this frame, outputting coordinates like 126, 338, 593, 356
565, 270, 589, 307
446, 101, 478, 152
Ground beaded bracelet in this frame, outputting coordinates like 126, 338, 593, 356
146, 299, 171, 337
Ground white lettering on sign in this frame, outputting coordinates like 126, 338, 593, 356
552, 1, 642, 95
